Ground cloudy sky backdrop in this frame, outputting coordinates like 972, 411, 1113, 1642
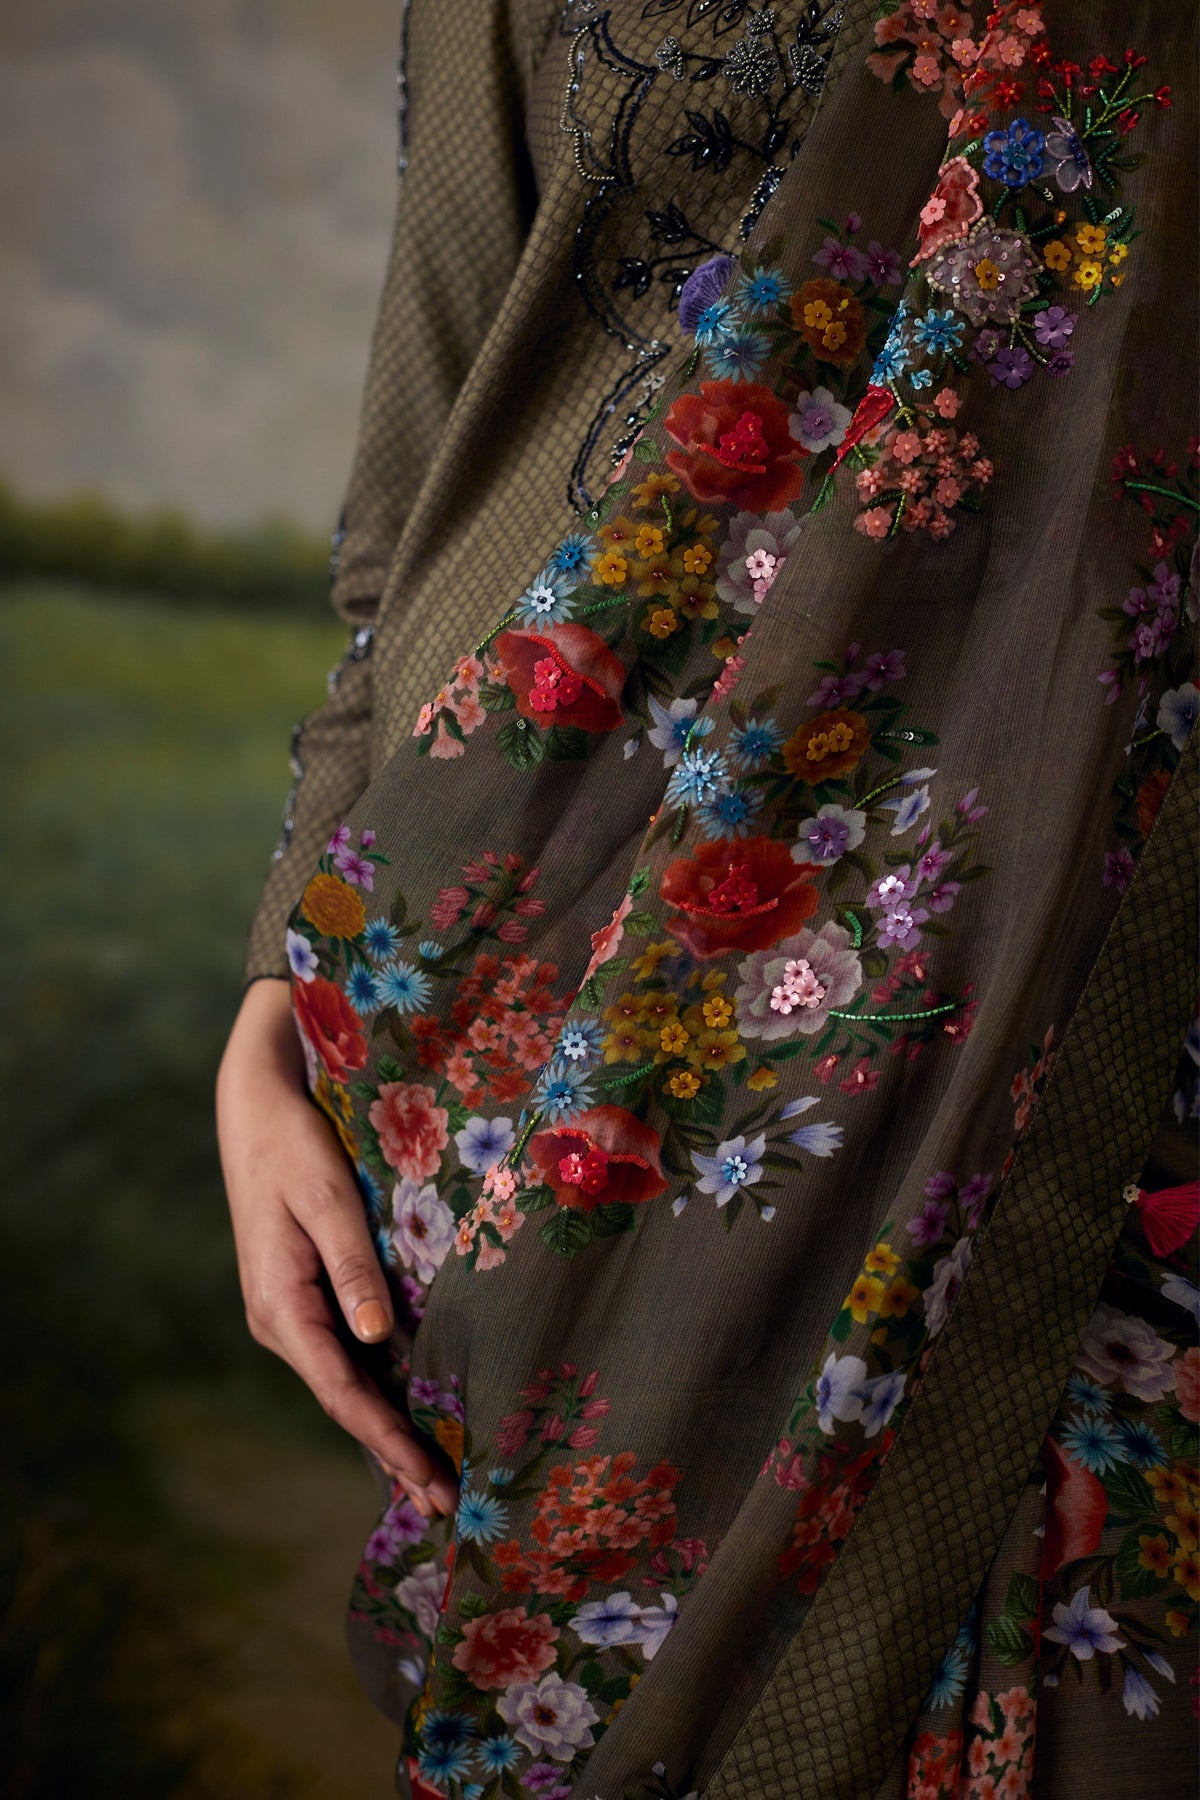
0, 0, 401, 528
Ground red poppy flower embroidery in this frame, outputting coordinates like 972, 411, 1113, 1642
529, 1106, 667, 1211
494, 624, 626, 733
660, 837, 820, 960
663, 381, 805, 510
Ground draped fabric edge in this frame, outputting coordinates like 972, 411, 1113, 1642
705, 731, 1200, 1798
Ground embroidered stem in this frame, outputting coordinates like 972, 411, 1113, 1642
475, 608, 518, 657
827, 1000, 960, 1023
602, 1061, 657, 1091
505, 1108, 544, 1170
1121, 480, 1199, 512
859, 774, 904, 807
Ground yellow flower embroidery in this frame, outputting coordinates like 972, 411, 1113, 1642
647, 607, 680, 639
635, 524, 666, 558
846, 1274, 885, 1324
667, 1069, 701, 1100
659, 1020, 690, 1056
702, 995, 734, 1029
973, 257, 1000, 291
594, 550, 628, 586
682, 543, 714, 574
1075, 221, 1107, 256
1043, 239, 1072, 271
1073, 260, 1103, 292
745, 1065, 777, 1091
864, 1241, 900, 1276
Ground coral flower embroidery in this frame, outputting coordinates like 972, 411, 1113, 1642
530, 656, 584, 713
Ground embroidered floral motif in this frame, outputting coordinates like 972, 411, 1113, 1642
374, 1364, 709, 1790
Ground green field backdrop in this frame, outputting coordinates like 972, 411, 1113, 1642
1, 582, 403, 1796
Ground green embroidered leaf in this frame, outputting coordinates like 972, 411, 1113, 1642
578, 1659, 606, 1694
830, 1307, 853, 1343
539, 1209, 593, 1256
630, 864, 652, 897
660, 1074, 726, 1128
545, 723, 589, 761
592, 1201, 636, 1238
622, 908, 659, 936
633, 435, 659, 462
986, 1614, 1035, 1668
749, 684, 782, 716
480, 679, 516, 712
498, 715, 545, 770
861, 948, 889, 979
457, 1588, 490, 1620
1103, 1461, 1156, 1523
389, 888, 408, 926
1171, 1422, 1199, 1461
520, 1183, 555, 1213
1114, 1528, 1167, 1598
375, 1054, 404, 1083
1005, 1570, 1039, 1623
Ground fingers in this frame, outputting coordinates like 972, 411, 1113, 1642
273, 1296, 457, 1516
293, 1170, 395, 1346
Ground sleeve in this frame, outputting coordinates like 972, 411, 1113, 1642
242, 0, 541, 983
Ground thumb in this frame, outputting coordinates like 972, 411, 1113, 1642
299, 1172, 395, 1344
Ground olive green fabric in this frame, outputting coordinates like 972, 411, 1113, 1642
705, 734, 1200, 1797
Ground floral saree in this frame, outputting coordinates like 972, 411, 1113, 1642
260, 1, 1199, 1793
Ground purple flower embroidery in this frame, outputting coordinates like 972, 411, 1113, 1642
863, 240, 902, 285
908, 1198, 951, 1246
861, 649, 906, 691
1034, 305, 1075, 348
917, 841, 951, 882
677, 254, 738, 335
928, 879, 961, 913
1103, 847, 1135, 892
807, 671, 865, 707
335, 846, 376, 889
991, 346, 1034, 389
813, 235, 866, 283
1045, 348, 1075, 376
877, 902, 928, 949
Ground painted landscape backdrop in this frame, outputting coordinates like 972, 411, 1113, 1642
2, 1, 410, 1791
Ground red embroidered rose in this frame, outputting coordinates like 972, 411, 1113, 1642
494, 623, 626, 732
660, 836, 820, 960
663, 381, 805, 510
450, 1605, 559, 1689
292, 975, 368, 1082
368, 1080, 450, 1181
529, 1105, 667, 1211
912, 154, 982, 265
1042, 1435, 1107, 1577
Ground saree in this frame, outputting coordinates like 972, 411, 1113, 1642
249, 1, 1200, 1793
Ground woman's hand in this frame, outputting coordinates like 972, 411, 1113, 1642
216, 978, 457, 1520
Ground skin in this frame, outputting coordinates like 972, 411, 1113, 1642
216, 978, 458, 1520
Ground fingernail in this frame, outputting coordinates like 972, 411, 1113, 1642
354, 1300, 390, 1342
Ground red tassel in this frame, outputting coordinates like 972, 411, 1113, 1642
1133, 1180, 1200, 1256
831, 384, 895, 469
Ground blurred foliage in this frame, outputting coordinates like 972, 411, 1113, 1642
0, 584, 396, 1796
0, 480, 333, 614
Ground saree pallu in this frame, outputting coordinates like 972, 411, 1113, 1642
264, 1, 1199, 1793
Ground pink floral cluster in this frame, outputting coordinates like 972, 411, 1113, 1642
414, 652, 487, 757
854, 393, 994, 540
867, 1, 1046, 122
453, 1162, 526, 1271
